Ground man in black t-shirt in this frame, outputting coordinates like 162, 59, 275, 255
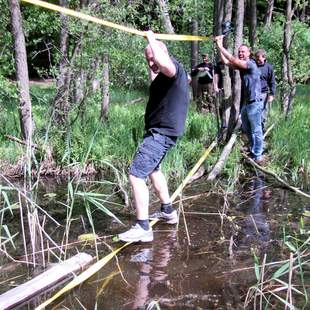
191, 53, 214, 112
118, 31, 190, 243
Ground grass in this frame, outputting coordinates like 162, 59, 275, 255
267, 85, 310, 189
245, 222, 310, 309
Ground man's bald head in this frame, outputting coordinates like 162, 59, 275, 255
144, 41, 169, 74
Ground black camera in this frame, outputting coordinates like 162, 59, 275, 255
221, 21, 234, 36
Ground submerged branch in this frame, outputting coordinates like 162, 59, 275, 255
5, 134, 39, 150
242, 153, 310, 199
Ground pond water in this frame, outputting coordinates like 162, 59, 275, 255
0, 176, 309, 309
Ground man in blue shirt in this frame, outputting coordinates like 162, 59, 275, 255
255, 49, 276, 131
214, 36, 264, 164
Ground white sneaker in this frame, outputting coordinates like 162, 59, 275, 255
149, 210, 178, 224
118, 223, 153, 242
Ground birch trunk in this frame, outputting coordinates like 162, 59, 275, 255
53, 0, 70, 126
281, 0, 296, 117
264, 0, 274, 28
156, 0, 174, 33
100, 52, 109, 121
190, 20, 198, 99
227, 0, 244, 140
8, 0, 33, 141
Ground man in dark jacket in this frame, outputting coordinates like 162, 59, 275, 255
255, 49, 276, 130
191, 53, 214, 112
118, 31, 190, 243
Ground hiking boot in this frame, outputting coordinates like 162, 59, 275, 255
149, 210, 178, 224
118, 223, 153, 242
241, 145, 251, 154
254, 155, 267, 166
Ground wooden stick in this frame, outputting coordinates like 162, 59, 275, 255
5, 134, 39, 150
242, 153, 310, 199
0, 253, 93, 310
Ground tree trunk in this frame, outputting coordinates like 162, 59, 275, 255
264, 0, 274, 28
299, 0, 306, 23
8, 0, 33, 141
53, 0, 70, 126
227, 0, 244, 141
248, 0, 257, 48
223, 0, 233, 101
91, 56, 100, 92
74, 68, 86, 104
207, 120, 241, 181
281, 0, 296, 117
190, 20, 198, 99
156, 0, 174, 33
100, 52, 109, 121
218, 0, 233, 133
213, 0, 224, 36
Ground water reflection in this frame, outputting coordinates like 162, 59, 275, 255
234, 177, 271, 250
130, 230, 177, 309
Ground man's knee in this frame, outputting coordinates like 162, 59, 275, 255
129, 174, 145, 186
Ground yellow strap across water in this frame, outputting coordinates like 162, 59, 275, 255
35, 140, 217, 309
21, 0, 209, 41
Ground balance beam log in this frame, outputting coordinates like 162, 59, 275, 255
0, 252, 93, 310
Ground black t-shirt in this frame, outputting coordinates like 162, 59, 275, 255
145, 58, 190, 137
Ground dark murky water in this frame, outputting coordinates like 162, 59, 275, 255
0, 176, 309, 309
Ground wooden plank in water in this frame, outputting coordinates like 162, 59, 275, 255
0, 252, 93, 310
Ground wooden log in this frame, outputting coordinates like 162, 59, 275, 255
242, 152, 310, 199
207, 120, 241, 181
0, 252, 93, 310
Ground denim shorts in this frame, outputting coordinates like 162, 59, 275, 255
129, 130, 177, 179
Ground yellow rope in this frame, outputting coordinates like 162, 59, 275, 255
21, 0, 209, 41
35, 140, 217, 309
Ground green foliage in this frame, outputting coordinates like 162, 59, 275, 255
256, 21, 310, 84
0, 0, 14, 77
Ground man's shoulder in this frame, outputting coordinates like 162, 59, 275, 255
266, 61, 274, 70
243, 58, 258, 72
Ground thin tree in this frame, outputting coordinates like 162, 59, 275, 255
213, 0, 224, 36
156, 0, 174, 33
264, 0, 274, 28
8, 0, 33, 142
222, 0, 233, 137
53, 0, 70, 126
281, 0, 296, 117
100, 52, 109, 121
227, 0, 244, 140
190, 20, 198, 99
248, 0, 257, 49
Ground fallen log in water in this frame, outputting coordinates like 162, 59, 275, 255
207, 120, 242, 181
242, 152, 310, 199
0, 252, 93, 310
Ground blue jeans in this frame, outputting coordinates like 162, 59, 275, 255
129, 130, 177, 179
241, 100, 264, 160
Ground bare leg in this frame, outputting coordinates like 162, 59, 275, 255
129, 174, 149, 220
149, 170, 170, 204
